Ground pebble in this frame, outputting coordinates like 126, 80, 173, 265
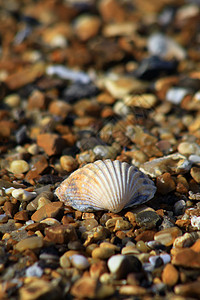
148, 33, 186, 60
154, 227, 182, 246
74, 15, 101, 41
190, 166, 200, 183
46, 65, 91, 84
63, 82, 99, 103
173, 200, 186, 216
178, 142, 200, 156
92, 247, 115, 260
37, 133, 67, 156
160, 253, 171, 264
19, 278, 60, 300
119, 285, 147, 296
156, 173, 176, 194
25, 262, 43, 277
15, 236, 43, 252
31, 202, 63, 222
113, 219, 131, 231
162, 263, 179, 286
172, 248, 200, 268
70, 254, 90, 270
174, 281, 200, 298
60, 253, 71, 268
60, 155, 78, 172
45, 224, 77, 244
12, 189, 36, 202
90, 261, 108, 279
191, 215, 200, 230
121, 246, 140, 255
107, 254, 142, 279
135, 211, 161, 229
173, 232, 195, 248
124, 94, 157, 109
190, 239, 200, 252
9, 160, 29, 174
4, 94, 20, 107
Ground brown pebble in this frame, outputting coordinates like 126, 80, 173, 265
48, 100, 71, 118
156, 173, 176, 194
174, 281, 200, 297
119, 285, 147, 296
14, 210, 29, 221
190, 166, 200, 183
190, 239, 200, 252
135, 230, 156, 242
154, 227, 182, 246
172, 248, 200, 268
15, 236, 43, 252
90, 261, 108, 279
37, 133, 67, 156
45, 224, 77, 244
31, 202, 64, 222
162, 263, 179, 286
92, 247, 115, 259
114, 219, 131, 231
60, 155, 78, 172
28, 89, 48, 110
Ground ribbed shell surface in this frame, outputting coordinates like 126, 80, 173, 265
55, 159, 156, 213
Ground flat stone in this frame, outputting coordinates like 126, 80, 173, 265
119, 285, 147, 296
136, 211, 161, 229
37, 133, 67, 156
9, 160, 29, 174
92, 247, 115, 259
154, 227, 182, 246
5, 63, 45, 90
25, 155, 48, 183
135, 230, 156, 242
31, 202, 64, 222
14, 210, 29, 221
162, 263, 179, 286
15, 236, 43, 252
172, 248, 200, 268
124, 94, 157, 109
45, 224, 77, 244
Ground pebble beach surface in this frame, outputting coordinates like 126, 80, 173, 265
1, 0, 200, 299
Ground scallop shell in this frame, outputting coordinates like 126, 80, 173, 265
55, 159, 156, 213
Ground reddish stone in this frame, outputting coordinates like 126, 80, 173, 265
14, 210, 29, 221
3, 201, 18, 217
37, 133, 67, 156
61, 215, 75, 225
156, 173, 176, 195
135, 230, 156, 242
48, 100, 71, 118
45, 224, 77, 244
190, 239, 200, 253
25, 155, 48, 183
31, 202, 64, 222
172, 248, 200, 268
0, 120, 16, 137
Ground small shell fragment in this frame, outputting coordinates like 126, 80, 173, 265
55, 159, 156, 213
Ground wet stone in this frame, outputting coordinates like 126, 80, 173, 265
92, 247, 115, 260
154, 227, 182, 246
45, 224, 77, 244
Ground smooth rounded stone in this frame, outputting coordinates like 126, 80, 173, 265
147, 240, 166, 251
189, 154, 200, 164
99, 242, 120, 252
135, 211, 161, 229
103, 77, 146, 99
60, 253, 71, 268
19, 278, 61, 300
173, 233, 195, 248
162, 263, 179, 286
136, 241, 149, 253
74, 14, 101, 41
124, 94, 157, 109
4, 94, 20, 107
15, 236, 43, 252
27, 143, 39, 155
37, 197, 52, 210
121, 246, 140, 255
119, 285, 147, 296
160, 253, 171, 265
174, 281, 200, 298
149, 255, 163, 268
15, 125, 29, 144
12, 189, 36, 202
154, 227, 182, 246
60, 155, 78, 172
139, 153, 191, 178
178, 142, 200, 156
173, 200, 186, 216
148, 33, 186, 60
172, 248, 200, 268
92, 247, 115, 260
70, 254, 90, 270
113, 101, 130, 116
156, 173, 176, 195
25, 262, 43, 277
191, 216, 200, 230
166, 87, 190, 105
103, 22, 136, 37
9, 160, 29, 174
107, 254, 142, 279
93, 145, 117, 159
190, 166, 200, 183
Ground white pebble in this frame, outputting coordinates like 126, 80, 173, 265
191, 216, 200, 230
166, 88, 189, 105
160, 253, 171, 264
5, 187, 15, 195
25, 263, 43, 277
12, 188, 36, 201
70, 254, 89, 270
107, 254, 125, 274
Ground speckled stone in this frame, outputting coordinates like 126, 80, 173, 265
136, 211, 161, 229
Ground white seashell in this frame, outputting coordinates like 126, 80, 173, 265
55, 159, 156, 213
